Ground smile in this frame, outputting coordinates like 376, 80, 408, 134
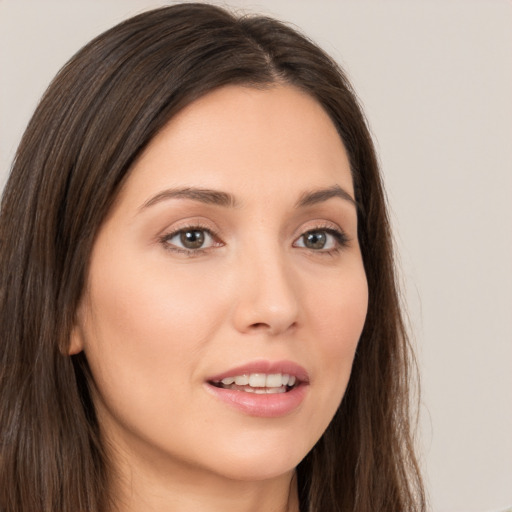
210, 373, 298, 394
205, 361, 308, 417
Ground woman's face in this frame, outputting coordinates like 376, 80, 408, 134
71, 84, 368, 483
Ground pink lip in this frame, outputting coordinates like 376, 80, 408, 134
205, 360, 309, 418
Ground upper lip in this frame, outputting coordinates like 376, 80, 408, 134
207, 360, 310, 384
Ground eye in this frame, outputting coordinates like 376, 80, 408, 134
294, 228, 348, 251
161, 227, 219, 252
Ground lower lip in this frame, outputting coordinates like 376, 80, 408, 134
205, 383, 308, 418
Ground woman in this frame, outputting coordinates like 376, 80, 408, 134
0, 3, 425, 511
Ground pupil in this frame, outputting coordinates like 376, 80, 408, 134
304, 231, 326, 249
180, 230, 205, 249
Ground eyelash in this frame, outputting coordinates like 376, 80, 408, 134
158, 224, 350, 257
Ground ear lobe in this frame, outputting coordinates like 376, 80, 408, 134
68, 323, 85, 355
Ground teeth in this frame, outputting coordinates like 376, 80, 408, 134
218, 373, 297, 389
234, 375, 249, 385
249, 373, 266, 387
264, 373, 279, 387
223, 385, 287, 394
265, 386, 287, 394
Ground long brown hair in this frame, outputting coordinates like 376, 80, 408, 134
0, 4, 425, 511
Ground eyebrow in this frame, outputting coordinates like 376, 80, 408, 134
140, 184, 356, 211
295, 185, 357, 209
141, 187, 239, 210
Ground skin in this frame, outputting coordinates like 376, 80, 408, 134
70, 84, 368, 512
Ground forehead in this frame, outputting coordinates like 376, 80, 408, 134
120, 84, 353, 209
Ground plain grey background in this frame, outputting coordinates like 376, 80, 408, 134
1, 1, 511, 511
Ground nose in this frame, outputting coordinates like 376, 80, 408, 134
231, 247, 300, 336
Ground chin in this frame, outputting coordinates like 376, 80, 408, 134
193, 431, 313, 482
210, 457, 299, 483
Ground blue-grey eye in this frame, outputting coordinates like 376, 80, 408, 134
295, 229, 341, 250
303, 231, 327, 249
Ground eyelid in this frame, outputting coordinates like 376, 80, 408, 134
295, 219, 347, 237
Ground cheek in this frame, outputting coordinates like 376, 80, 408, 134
306, 263, 368, 392
86, 249, 225, 350
79, 251, 227, 417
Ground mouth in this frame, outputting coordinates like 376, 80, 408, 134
209, 372, 299, 394
205, 361, 309, 417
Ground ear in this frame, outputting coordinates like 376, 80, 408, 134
68, 323, 85, 355
67, 302, 86, 355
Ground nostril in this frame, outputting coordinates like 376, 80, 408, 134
249, 322, 270, 329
